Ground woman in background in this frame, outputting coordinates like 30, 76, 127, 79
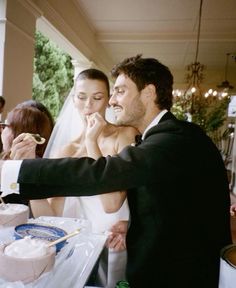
0, 100, 53, 208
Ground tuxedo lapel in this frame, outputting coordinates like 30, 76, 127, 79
159, 111, 176, 123
144, 111, 177, 140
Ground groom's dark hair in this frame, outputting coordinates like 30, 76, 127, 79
76, 68, 110, 96
111, 54, 173, 110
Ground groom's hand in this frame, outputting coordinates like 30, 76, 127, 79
10, 133, 37, 160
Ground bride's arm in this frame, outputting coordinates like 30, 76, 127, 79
99, 127, 137, 212
86, 119, 137, 252
85, 113, 106, 159
86, 115, 135, 212
30, 195, 65, 218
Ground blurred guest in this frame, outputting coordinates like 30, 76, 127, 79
0, 100, 53, 209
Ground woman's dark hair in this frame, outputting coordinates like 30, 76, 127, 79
2, 105, 53, 159
16, 100, 54, 128
76, 68, 110, 96
111, 54, 173, 110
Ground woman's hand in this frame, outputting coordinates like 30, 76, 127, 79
230, 203, 236, 217
85, 112, 106, 141
10, 133, 37, 160
85, 112, 106, 160
106, 220, 128, 252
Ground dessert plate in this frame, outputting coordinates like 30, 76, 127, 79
14, 223, 67, 252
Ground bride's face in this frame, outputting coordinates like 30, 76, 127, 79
73, 79, 109, 121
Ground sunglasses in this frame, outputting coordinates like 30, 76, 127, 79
0, 123, 10, 130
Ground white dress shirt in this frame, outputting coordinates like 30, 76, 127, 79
1, 160, 22, 196
142, 109, 167, 140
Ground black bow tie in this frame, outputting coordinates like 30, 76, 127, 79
135, 134, 143, 146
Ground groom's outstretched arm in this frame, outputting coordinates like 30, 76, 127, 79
1, 157, 111, 199
1, 143, 153, 200
18, 156, 138, 200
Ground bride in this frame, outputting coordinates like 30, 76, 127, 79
29, 68, 138, 287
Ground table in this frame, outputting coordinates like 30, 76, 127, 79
0, 216, 107, 288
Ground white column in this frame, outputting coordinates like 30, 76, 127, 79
71, 59, 94, 83
0, 0, 41, 117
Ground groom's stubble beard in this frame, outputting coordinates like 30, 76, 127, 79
114, 96, 146, 128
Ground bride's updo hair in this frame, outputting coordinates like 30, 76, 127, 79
75, 68, 110, 97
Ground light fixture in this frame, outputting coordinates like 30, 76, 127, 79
172, 0, 231, 142
182, 0, 219, 111
176, 0, 217, 119
217, 52, 234, 93
184, 0, 204, 99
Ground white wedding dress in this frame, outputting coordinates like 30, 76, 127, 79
63, 196, 129, 288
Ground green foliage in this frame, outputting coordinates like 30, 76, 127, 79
171, 92, 230, 146
32, 31, 74, 119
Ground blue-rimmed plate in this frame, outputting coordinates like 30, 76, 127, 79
14, 223, 67, 252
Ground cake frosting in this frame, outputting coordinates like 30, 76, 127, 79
0, 203, 28, 215
4, 237, 50, 258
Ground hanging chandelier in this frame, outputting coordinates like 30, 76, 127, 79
172, 0, 209, 120
172, 0, 230, 126
184, 0, 204, 99
181, 0, 221, 117
172, 0, 231, 143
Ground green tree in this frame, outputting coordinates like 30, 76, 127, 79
33, 31, 74, 119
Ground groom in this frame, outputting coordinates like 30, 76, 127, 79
1, 55, 232, 288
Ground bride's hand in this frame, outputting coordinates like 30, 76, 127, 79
85, 112, 106, 141
10, 133, 37, 160
106, 220, 128, 251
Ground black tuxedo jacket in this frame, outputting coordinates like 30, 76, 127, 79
19, 112, 232, 288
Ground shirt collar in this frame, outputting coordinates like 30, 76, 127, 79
142, 109, 168, 140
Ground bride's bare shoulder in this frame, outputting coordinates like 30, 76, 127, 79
119, 125, 138, 134
113, 125, 139, 152
117, 125, 138, 139
107, 124, 137, 136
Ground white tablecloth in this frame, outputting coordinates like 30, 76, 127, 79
0, 216, 107, 288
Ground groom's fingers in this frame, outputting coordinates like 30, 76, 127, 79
11, 133, 28, 145
10, 141, 36, 160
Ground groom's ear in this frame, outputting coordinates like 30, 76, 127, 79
143, 84, 156, 101
147, 84, 156, 97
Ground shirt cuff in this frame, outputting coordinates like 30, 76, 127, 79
1, 160, 23, 197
